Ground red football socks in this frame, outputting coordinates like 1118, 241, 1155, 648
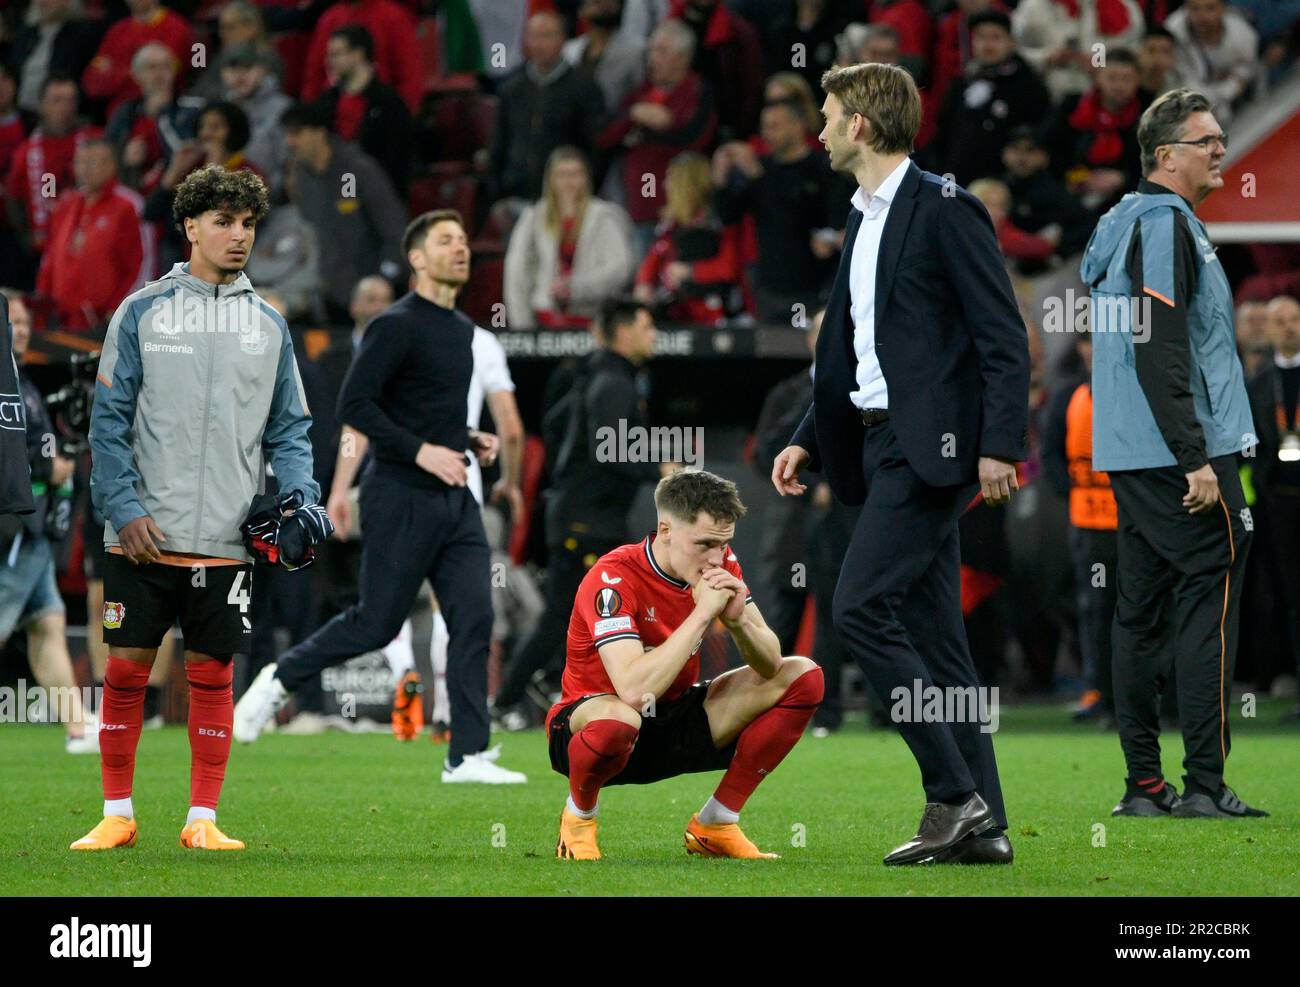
100, 657, 152, 801
186, 660, 234, 810
713, 666, 824, 813
568, 719, 639, 812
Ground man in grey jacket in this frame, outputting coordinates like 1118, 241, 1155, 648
282, 101, 406, 321
73, 165, 323, 853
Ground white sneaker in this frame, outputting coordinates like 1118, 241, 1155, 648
65, 731, 100, 754
233, 663, 288, 743
142, 714, 165, 730
441, 750, 527, 784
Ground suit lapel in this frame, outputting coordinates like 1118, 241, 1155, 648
827, 208, 862, 370
873, 161, 921, 340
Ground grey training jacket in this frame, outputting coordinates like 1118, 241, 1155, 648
90, 262, 319, 560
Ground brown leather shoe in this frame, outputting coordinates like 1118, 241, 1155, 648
883, 793, 994, 866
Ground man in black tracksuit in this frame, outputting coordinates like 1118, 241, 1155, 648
493, 299, 666, 716
1082, 90, 1263, 818
235, 210, 527, 783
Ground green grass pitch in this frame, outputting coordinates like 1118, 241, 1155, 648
4, 704, 1298, 896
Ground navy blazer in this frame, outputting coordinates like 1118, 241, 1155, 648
791, 161, 1030, 505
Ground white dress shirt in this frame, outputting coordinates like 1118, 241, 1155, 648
848, 157, 911, 411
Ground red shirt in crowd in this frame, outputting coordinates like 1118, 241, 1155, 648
333, 92, 367, 140
37, 179, 148, 331
597, 73, 717, 224
547, 534, 750, 726
636, 213, 743, 325
301, 0, 422, 114
81, 7, 192, 119
5, 125, 103, 252
870, 0, 936, 65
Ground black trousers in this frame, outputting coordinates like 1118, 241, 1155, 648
275, 473, 494, 761
494, 534, 620, 710
1069, 525, 1118, 714
1108, 455, 1251, 794
831, 420, 1007, 827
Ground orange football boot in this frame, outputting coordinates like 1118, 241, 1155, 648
392, 671, 424, 741
684, 813, 779, 859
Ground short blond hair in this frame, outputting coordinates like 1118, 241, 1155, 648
820, 62, 921, 155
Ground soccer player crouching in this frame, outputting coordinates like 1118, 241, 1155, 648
548, 469, 823, 860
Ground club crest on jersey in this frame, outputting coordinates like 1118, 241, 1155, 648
595, 587, 622, 617
102, 602, 126, 629
240, 321, 270, 356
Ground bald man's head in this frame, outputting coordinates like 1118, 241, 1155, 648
1266, 295, 1300, 356
350, 275, 393, 331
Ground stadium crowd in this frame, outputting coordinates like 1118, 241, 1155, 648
4, 0, 1300, 743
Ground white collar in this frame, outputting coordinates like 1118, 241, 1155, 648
851, 157, 912, 214
1276, 349, 1300, 370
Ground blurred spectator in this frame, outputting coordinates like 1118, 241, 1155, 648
855, 22, 902, 65
1012, 0, 1145, 100
105, 42, 203, 194
563, 0, 645, 113
931, 1, 1007, 116
80, 0, 192, 120
869, 0, 935, 79
1245, 295, 1300, 711
1138, 25, 1182, 98
243, 194, 323, 323
670, 0, 763, 142
928, 11, 1051, 186
1043, 48, 1145, 211
143, 101, 264, 271
1236, 298, 1272, 378
1000, 126, 1096, 261
596, 18, 716, 253
0, 62, 27, 166
1165, 0, 1259, 123
11, 0, 104, 115
970, 177, 1060, 270
301, 0, 422, 113
317, 25, 413, 196
1233, 0, 1300, 83
282, 101, 405, 321
504, 146, 635, 329
765, 0, 850, 95
5, 75, 99, 268
488, 11, 606, 206
713, 99, 843, 324
1040, 330, 1117, 722
621, 0, 672, 41
751, 72, 821, 152
219, 44, 292, 194
188, 1, 284, 102
36, 137, 147, 330
634, 151, 742, 325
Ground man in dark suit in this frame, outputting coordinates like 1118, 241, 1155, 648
772, 63, 1029, 866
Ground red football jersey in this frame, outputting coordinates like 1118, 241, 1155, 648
547, 534, 751, 729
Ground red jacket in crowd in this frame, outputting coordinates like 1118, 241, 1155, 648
37, 179, 148, 331
871, 0, 936, 65
597, 72, 717, 225
636, 213, 743, 325
81, 6, 192, 119
5, 125, 103, 253
300, 0, 423, 114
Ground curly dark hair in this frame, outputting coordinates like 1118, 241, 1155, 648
172, 164, 270, 233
